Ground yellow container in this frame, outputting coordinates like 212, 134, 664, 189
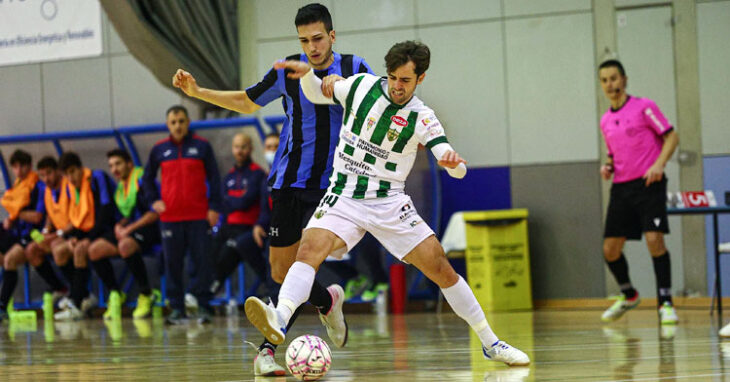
463, 209, 532, 311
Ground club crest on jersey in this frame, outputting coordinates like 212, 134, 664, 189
367, 117, 377, 130
314, 209, 326, 219
387, 128, 400, 141
391, 115, 408, 127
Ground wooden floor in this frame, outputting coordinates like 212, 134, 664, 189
1, 308, 730, 381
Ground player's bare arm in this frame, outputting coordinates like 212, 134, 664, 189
272, 60, 312, 79
643, 130, 678, 186
172, 69, 260, 114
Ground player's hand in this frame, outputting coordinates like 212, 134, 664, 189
643, 163, 664, 186
253, 225, 267, 248
322, 74, 344, 98
152, 200, 166, 214
600, 164, 614, 180
438, 150, 467, 169
172, 69, 200, 97
2, 218, 11, 230
273, 60, 312, 79
207, 210, 220, 227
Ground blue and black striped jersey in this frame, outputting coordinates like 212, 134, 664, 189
246, 52, 373, 190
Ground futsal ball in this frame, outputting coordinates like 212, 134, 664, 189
285, 334, 332, 381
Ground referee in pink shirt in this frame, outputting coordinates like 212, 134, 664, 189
597, 60, 679, 325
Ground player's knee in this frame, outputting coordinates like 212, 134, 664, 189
118, 239, 136, 258
603, 242, 621, 261
271, 265, 286, 284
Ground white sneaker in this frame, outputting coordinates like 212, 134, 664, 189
244, 297, 287, 345
659, 302, 678, 325
601, 294, 640, 322
253, 347, 286, 377
483, 340, 530, 366
57, 296, 72, 310
80, 294, 98, 317
318, 284, 348, 348
54, 302, 83, 321
720, 322, 730, 338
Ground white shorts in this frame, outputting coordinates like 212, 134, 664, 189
305, 192, 435, 261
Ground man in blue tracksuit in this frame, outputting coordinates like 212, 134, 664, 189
142, 105, 222, 324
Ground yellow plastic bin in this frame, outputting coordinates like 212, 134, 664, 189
462, 209, 532, 311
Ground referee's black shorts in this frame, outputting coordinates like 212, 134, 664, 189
604, 176, 669, 240
268, 188, 326, 248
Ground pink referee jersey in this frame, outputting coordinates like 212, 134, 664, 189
600, 96, 674, 183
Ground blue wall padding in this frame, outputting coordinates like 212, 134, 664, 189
439, 166, 512, 236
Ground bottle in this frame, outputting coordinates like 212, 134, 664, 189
375, 290, 387, 316
226, 299, 237, 316
43, 292, 54, 321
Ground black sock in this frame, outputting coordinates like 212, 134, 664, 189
259, 304, 304, 352
91, 258, 119, 292
60, 263, 75, 285
216, 245, 241, 284
652, 251, 672, 306
607, 253, 637, 299
308, 280, 333, 313
124, 252, 151, 295
0, 270, 18, 307
34, 261, 66, 291
71, 267, 90, 307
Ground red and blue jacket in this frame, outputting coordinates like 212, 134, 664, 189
142, 132, 222, 223
223, 160, 265, 226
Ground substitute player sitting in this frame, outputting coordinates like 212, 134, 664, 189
597, 60, 679, 325
88, 149, 160, 320
53, 152, 118, 320
0, 150, 48, 322
245, 41, 529, 366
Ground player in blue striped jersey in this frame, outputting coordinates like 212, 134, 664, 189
172, 3, 371, 377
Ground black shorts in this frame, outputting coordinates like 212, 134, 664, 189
269, 188, 326, 247
67, 228, 117, 245
604, 176, 669, 240
0, 229, 26, 253
129, 223, 161, 251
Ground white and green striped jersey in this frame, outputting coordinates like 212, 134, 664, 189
328, 73, 450, 199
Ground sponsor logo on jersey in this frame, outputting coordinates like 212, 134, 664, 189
401, 203, 411, 212
367, 117, 377, 130
387, 128, 400, 141
163, 149, 173, 157
391, 115, 408, 127
341, 130, 357, 146
356, 139, 390, 159
409, 220, 421, 227
314, 209, 326, 219
187, 147, 199, 156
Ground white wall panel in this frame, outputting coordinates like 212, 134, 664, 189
506, 13, 598, 164
110, 55, 181, 127
503, 0, 591, 17
333, 0, 416, 32
419, 22, 509, 166
698, 1, 730, 155
417, 0, 502, 24
42, 58, 112, 131
0, 64, 44, 134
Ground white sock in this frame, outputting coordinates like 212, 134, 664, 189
441, 276, 499, 347
276, 261, 316, 324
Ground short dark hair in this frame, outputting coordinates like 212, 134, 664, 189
58, 152, 82, 171
385, 41, 430, 76
599, 59, 626, 76
295, 3, 333, 32
166, 105, 188, 118
37, 156, 58, 171
106, 148, 133, 163
9, 149, 32, 166
265, 132, 280, 140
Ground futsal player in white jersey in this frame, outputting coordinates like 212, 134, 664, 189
245, 41, 529, 366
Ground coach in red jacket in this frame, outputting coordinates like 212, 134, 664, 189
142, 105, 222, 324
